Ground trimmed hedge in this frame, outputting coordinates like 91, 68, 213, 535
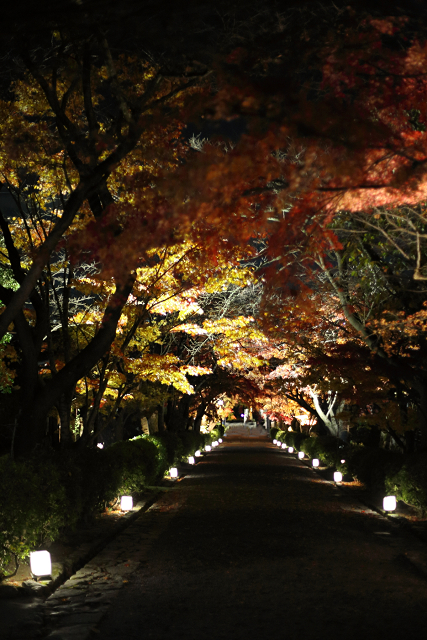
345, 445, 403, 491
275, 429, 286, 443
299, 435, 347, 469
270, 426, 279, 440
386, 453, 427, 515
0, 429, 205, 578
208, 427, 223, 442
284, 431, 309, 451
0, 453, 69, 578
267, 430, 427, 513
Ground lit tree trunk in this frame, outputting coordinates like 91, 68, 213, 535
193, 402, 207, 433
13, 278, 135, 456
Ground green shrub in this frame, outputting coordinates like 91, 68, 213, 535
0, 436, 167, 578
59, 448, 117, 516
216, 424, 225, 437
104, 438, 159, 496
275, 429, 286, 444
346, 445, 403, 490
285, 431, 309, 451
176, 431, 205, 458
386, 453, 427, 514
149, 431, 184, 466
270, 426, 279, 440
0, 454, 68, 577
208, 427, 222, 442
300, 436, 318, 459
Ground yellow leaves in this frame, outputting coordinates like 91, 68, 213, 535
170, 323, 207, 335
179, 365, 211, 376
126, 354, 195, 394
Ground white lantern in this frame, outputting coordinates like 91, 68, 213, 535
212, 441, 218, 447
312, 459, 320, 468
298, 452, 304, 459
96, 443, 104, 449
281, 443, 286, 449
219, 438, 223, 443
188, 456, 195, 465
273, 439, 277, 444
205, 445, 211, 452
288, 447, 294, 453
121, 496, 133, 511
334, 471, 343, 483
383, 496, 397, 511
170, 467, 178, 478
341, 459, 346, 464
288, 427, 292, 431
195, 450, 201, 457
30, 550, 52, 577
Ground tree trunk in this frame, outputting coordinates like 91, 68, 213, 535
166, 395, 192, 431
193, 402, 206, 434
13, 277, 135, 457
56, 389, 75, 449
157, 404, 165, 432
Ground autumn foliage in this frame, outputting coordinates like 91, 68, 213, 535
2, 4, 427, 457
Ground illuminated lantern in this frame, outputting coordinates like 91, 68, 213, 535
341, 459, 346, 464
170, 467, 178, 478
205, 445, 211, 452
121, 496, 133, 511
30, 550, 52, 578
212, 441, 218, 447
273, 439, 277, 444
334, 471, 343, 483
383, 496, 397, 511
96, 443, 104, 449
195, 450, 201, 457
188, 456, 195, 465
312, 459, 320, 468
298, 452, 304, 459
219, 438, 223, 443
281, 443, 286, 449
288, 447, 294, 453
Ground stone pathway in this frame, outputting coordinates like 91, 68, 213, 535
1, 489, 180, 639
3, 436, 427, 639
41, 505, 177, 640
94, 437, 427, 640
224, 422, 268, 437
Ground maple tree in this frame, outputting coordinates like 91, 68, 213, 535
0, 22, 211, 453
69, 241, 259, 443
0, 0, 291, 454
258, 206, 427, 450
3, 2, 427, 455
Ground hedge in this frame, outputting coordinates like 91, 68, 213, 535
270, 426, 279, 440
267, 430, 427, 513
0, 429, 204, 579
386, 453, 427, 515
284, 430, 309, 451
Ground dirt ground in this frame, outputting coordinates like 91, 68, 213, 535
94, 435, 427, 640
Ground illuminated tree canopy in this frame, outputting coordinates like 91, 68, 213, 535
1, 1, 427, 455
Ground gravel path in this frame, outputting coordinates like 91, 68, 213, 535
94, 436, 427, 640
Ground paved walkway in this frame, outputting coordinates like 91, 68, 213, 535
224, 422, 268, 437
4, 435, 427, 639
